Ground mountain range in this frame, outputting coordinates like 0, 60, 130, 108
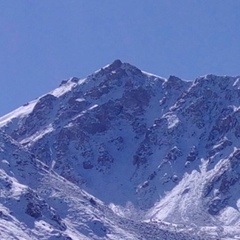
0, 60, 240, 239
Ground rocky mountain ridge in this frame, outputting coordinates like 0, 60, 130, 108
1, 60, 240, 239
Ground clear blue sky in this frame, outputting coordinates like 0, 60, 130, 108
1, 0, 240, 116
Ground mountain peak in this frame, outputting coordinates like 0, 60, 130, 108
101, 59, 122, 72
109, 59, 122, 69
101, 59, 143, 76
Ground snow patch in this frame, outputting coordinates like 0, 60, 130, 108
51, 80, 76, 97
165, 114, 180, 129
20, 124, 54, 145
0, 100, 37, 127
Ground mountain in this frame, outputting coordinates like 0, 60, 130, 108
0, 60, 240, 239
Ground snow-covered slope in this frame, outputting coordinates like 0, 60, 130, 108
1, 60, 240, 239
0, 131, 203, 240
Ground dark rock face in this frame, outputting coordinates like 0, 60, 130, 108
67, 97, 89, 112
24, 190, 67, 230
25, 202, 42, 218
207, 197, 228, 215
87, 220, 107, 237
123, 87, 150, 110
85, 84, 111, 100
202, 147, 240, 215
83, 161, 94, 169
165, 147, 183, 162
187, 146, 198, 162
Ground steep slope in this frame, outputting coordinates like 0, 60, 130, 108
0, 130, 204, 240
0, 130, 70, 239
134, 75, 240, 206
1, 60, 240, 239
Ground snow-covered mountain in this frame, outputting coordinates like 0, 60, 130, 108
1, 60, 240, 239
